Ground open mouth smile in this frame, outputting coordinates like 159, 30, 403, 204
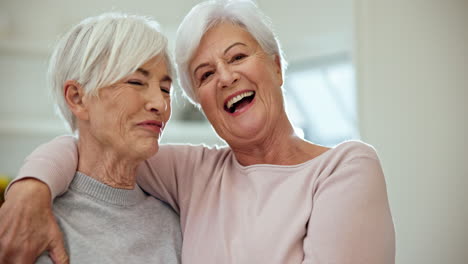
223, 90, 256, 114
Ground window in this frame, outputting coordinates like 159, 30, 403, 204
284, 55, 359, 146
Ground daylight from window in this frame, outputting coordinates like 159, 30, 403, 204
284, 57, 359, 146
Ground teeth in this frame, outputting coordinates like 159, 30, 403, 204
226, 91, 254, 110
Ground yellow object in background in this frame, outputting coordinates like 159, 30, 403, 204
0, 174, 11, 190
0, 174, 12, 205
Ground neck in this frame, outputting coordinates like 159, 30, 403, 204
229, 115, 327, 166
77, 130, 139, 190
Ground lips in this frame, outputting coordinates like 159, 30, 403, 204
223, 90, 256, 114
137, 120, 164, 134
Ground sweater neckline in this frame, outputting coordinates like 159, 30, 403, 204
69, 171, 145, 206
231, 140, 355, 171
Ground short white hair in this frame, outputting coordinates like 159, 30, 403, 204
48, 13, 173, 131
175, 0, 288, 106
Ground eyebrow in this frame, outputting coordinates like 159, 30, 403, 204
193, 42, 247, 77
161, 75, 172, 83
136, 68, 150, 77
224, 42, 246, 55
193, 63, 210, 78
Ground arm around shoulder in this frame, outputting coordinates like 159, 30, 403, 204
6, 135, 78, 200
136, 144, 227, 213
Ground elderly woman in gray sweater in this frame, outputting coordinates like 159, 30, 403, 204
5, 13, 182, 263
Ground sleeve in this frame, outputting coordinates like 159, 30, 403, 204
5, 135, 78, 200
136, 144, 207, 214
302, 155, 395, 264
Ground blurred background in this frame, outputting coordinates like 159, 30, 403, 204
0, 0, 467, 263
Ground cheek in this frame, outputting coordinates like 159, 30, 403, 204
102, 92, 138, 133
196, 94, 218, 127
91, 105, 126, 136
165, 97, 172, 121
197, 87, 214, 112
257, 65, 283, 98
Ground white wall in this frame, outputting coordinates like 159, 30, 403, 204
354, 0, 468, 263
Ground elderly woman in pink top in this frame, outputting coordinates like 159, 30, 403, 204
0, 0, 395, 263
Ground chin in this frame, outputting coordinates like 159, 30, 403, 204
133, 139, 160, 159
238, 112, 267, 134
223, 122, 268, 146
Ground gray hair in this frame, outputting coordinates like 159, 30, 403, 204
48, 13, 173, 132
175, 0, 288, 106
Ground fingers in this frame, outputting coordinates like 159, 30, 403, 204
48, 235, 70, 264
47, 221, 69, 264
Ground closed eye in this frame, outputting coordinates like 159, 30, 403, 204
127, 80, 143, 86
161, 87, 170, 94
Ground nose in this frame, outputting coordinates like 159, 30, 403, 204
217, 64, 239, 89
145, 85, 168, 113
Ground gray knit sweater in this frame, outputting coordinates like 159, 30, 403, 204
36, 172, 182, 264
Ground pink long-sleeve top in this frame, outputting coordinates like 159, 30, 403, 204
10, 136, 395, 263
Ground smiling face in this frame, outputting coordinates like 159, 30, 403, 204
82, 55, 172, 161
190, 22, 285, 145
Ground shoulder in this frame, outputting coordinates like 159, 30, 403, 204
313, 140, 383, 177
315, 141, 386, 191
329, 140, 380, 164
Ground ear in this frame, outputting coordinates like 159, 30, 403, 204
274, 54, 283, 86
63, 80, 89, 121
